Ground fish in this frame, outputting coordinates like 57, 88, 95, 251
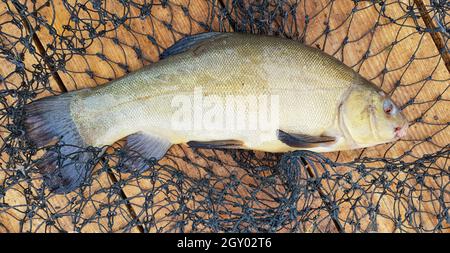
24, 32, 409, 193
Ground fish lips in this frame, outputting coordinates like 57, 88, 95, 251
394, 123, 409, 139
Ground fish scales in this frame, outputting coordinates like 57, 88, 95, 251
71, 33, 354, 149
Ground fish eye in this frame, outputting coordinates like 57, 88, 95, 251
383, 99, 394, 115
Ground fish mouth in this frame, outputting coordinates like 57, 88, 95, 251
394, 123, 409, 138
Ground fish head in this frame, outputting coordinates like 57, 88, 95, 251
339, 80, 409, 148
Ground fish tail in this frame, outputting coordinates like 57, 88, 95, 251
24, 92, 93, 193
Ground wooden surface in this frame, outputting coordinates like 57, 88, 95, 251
0, 0, 448, 232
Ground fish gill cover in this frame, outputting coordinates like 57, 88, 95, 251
0, 0, 448, 232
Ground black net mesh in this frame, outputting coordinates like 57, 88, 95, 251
0, 0, 449, 233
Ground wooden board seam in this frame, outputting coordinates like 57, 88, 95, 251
10, 1, 68, 92
414, 0, 450, 73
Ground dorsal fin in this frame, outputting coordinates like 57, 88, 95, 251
159, 32, 228, 59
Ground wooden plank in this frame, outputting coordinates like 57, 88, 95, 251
222, 0, 449, 232
0, 0, 139, 232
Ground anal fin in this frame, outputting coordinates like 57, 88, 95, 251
121, 132, 172, 172
277, 129, 335, 148
187, 139, 244, 149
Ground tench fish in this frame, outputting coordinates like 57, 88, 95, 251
24, 32, 409, 193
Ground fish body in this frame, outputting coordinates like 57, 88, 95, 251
24, 32, 408, 193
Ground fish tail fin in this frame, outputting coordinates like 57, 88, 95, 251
24, 92, 93, 193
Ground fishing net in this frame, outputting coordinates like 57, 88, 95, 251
0, 0, 448, 233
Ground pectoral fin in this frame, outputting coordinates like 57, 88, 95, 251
277, 129, 335, 148
121, 132, 172, 172
187, 139, 244, 149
